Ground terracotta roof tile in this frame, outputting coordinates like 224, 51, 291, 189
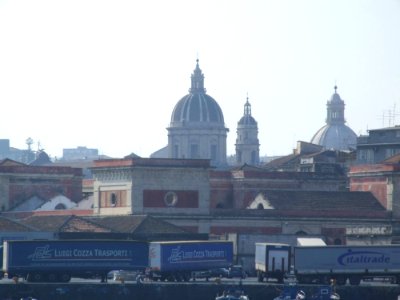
259, 190, 385, 211
0, 216, 37, 232
87, 215, 188, 234
20, 215, 110, 233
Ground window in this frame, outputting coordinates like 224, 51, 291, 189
55, 203, 66, 210
164, 191, 178, 207
386, 148, 400, 159
190, 144, 199, 158
358, 149, 374, 163
173, 145, 179, 158
251, 151, 257, 164
210, 145, 217, 162
237, 151, 242, 164
110, 193, 117, 207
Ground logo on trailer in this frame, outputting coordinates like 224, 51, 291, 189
28, 245, 52, 260
338, 249, 390, 266
168, 246, 183, 263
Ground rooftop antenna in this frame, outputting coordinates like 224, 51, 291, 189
379, 104, 400, 127
26, 137, 33, 151
388, 103, 399, 127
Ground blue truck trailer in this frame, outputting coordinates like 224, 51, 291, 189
148, 240, 233, 281
2, 240, 149, 282
0, 245, 3, 279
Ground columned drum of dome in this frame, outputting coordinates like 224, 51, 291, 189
167, 60, 229, 166
311, 86, 357, 151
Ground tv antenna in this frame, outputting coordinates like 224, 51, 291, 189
378, 103, 400, 127
26, 137, 33, 151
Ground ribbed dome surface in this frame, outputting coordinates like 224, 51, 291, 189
238, 115, 257, 126
171, 93, 225, 124
311, 124, 357, 150
170, 59, 225, 127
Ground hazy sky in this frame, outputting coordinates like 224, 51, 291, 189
1, 0, 400, 159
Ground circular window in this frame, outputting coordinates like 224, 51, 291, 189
164, 191, 178, 207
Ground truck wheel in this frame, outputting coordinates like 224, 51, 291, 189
335, 276, 346, 285
257, 271, 263, 282
26, 274, 34, 282
32, 272, 43, 282
320, 275, 330, 285
47, 273, 58, 282
60, 273, 71, 282
349, 276, 361, 285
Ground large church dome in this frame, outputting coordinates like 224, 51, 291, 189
311, 86, 357, 150
171, 94, 225, 125
311, 124, 357, 150
170, 59, 225, 127
167, 59, 229, 166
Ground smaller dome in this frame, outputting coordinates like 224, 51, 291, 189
238, 96, 257, 126
238, 115, 257, 126
30, 150, 52, 166
311, 124, 357, 150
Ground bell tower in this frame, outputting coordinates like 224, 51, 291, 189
235, 96, 260, 165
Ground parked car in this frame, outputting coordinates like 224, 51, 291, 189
194, 267, 229, 280
227, 265, 247, 279
209, 267, 229, 278
107, 270, 139, 281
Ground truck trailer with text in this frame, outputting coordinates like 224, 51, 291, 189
3, 240, 149, 282
148, 240, 233, 281
255, 243, 400, 285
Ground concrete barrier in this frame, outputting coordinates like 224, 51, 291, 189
0, 282, 399, 300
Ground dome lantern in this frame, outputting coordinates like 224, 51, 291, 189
189, 59, 206, 94
311, 85, 357, 150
